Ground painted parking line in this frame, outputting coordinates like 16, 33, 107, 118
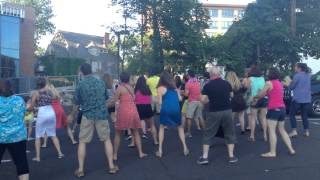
1, 159, 11, 163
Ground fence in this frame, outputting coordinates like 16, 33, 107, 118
7, 75, 79, 96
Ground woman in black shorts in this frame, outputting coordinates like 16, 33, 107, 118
134, 76, 158, 145
254, 68, 295, 158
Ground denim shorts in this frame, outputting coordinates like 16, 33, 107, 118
266, 108, 286, 121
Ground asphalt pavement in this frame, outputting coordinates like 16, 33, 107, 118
1, 117, 320, 180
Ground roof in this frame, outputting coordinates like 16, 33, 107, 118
45, 30, 111, 61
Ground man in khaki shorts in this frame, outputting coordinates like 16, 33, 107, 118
71, 63, 118, 177
147, 70, 160, 113
185, 70, 205, 138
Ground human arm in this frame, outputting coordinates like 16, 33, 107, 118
289, 75, 298, 90
255, 81, 272, 100
157, 86, 165, 110
27, 91, 38, 111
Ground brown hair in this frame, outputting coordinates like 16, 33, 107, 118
0, 79, 13, 97
103, 73, 113, 89
157, 71, 176, 90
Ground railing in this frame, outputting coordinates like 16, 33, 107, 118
0, 1, 25, 18
8, 75, 79, 96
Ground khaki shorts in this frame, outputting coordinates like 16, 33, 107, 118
186, 101, 203, 119
79, 116, 110, 143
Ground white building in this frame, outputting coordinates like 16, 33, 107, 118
200, 0, 255, 36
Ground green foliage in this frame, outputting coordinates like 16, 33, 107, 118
7, 0, 55, 45
214, 0, 320, 74
112, 0, 210, 72
39, 56, 85, 76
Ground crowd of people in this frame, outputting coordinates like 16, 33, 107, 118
0, 62, 312, 180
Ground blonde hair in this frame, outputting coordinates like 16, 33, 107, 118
46, 83, 60, 99
226, 71, 241, 91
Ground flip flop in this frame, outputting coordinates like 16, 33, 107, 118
139, 154, 148, 159
108, 165, 119, 174
74, 170, 85, 178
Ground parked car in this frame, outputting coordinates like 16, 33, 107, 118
284, 71, 320, 117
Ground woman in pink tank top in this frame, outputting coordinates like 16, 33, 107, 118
254, 68, 295, 158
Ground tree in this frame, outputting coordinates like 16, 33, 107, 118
214, 0, 320, 74
7, 0, 55, 45
112, 0, 210, 72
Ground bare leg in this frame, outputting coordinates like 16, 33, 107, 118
202, 144, 210, 159
104, 139, 116, 169
51, 136, 63, 156
18, 174, 29, 180
157, 125, 165, 157
178, 126, 189, 155
141, 120, 147, 135
262, 120, 277, 157
194, 118, 201, 130
147, 118, 158, 144
42, 134, 48, 147
227, 144, 235, 158
198, 117, 205, 130
259, 108, 268, 141
249, 109, 257, 140
186, 118, 192, 136
238, 111, 245, 132
113, 130, 121, 160
132, 129, 147, 158
278, 121, 295, 154
77, 142, 86, 172
33, 138, 41, 161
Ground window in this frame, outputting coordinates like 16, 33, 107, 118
0, 16, 20, 59
209, 21, 218, 29
222, 9, 234, 18
209, 9, 218, 18
221, 21, 233, 29
238, 9, 245, 18
0, 15, 20, 77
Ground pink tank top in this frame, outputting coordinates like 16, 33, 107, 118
135, 91, 151, 105
267, 80, 285, 109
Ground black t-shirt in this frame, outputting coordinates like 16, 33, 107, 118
202, 78, 232, 112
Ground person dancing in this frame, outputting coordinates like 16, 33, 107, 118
28, 78, 64, 162
254, 68, 295, 157
156, 72, 189, 158
112, 72, 147, 160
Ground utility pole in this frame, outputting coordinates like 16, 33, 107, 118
290, 0, 297, 36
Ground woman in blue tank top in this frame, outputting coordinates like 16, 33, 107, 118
156, 72, 189, 158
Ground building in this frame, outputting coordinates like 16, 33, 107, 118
201, 0, 248, 36
45, 31, 119, 77
0, 1, 35, 78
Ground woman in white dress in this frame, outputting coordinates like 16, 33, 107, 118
29, 78, 64, 162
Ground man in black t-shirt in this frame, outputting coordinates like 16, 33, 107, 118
197, 67, 238, 165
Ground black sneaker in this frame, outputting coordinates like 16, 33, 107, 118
228, 157, 238, 164
197, 157, 209, 165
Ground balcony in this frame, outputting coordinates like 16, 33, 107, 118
0, 1, 25, 18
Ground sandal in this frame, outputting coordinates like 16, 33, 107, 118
248, 137, 255, 142
108, 165, 119, 174
139, 153, 148, 159
58, 154, 65, 159
74, 170, 85, 178
261, 152, 276, 158
184, 149, 190, 156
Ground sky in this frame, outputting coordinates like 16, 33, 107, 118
39, 0, 256, 48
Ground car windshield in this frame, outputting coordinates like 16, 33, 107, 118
312, 71, 320, 82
